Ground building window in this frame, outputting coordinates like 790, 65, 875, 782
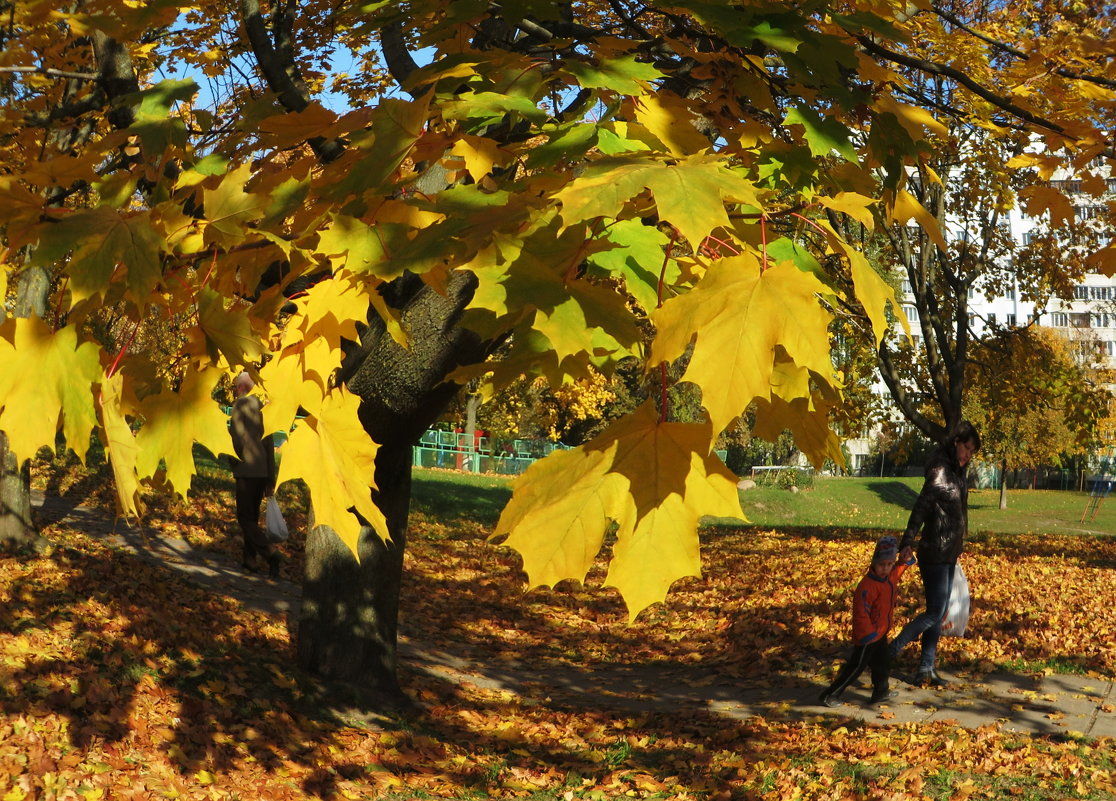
1006, 313, 1017, 327
1051, 312, 1069, 327
987, 313, 997, 325
904, 306, 919, 322
1074, 285, 1089, 300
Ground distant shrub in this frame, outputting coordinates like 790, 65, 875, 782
753, 467, 814, 490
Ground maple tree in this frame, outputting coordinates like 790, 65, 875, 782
1, 0, 1114, 699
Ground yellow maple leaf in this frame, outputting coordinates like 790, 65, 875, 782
195, 288, 265, 367
134, 367, 233, 497
875, 95, 948, 139
838, 241, 909, 344
495, 402, 743, 619
887, 189, 948, 251
650, 254, 834, 434
98, 372, 144, 518
257, 103, 339, 149
284, 272, 368, 350
201, 163, 265, 248
0, 317, 103, 465
815, 192, 876, 230
1086, 243, 1116, 277
493, 446, 626, 590
276, 388, 388, 555
1020, 185, 1077, 229
451, 135, 507, 182
632, 91, 712, 157
258, 345, 331, 438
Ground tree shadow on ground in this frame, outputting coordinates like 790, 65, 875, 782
410, 471, 511, 527
0, 533, 411, 798
864, 481, 920, 510
0, 526, 846, 800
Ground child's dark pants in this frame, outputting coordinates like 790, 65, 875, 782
824, 636, 890, 698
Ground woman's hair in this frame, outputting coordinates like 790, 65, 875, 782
948, 420, 981, 453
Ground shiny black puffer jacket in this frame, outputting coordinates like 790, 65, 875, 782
898, 447, 969, 565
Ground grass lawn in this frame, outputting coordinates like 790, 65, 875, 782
412, 467, 1116, 538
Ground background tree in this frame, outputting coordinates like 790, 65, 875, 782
966, 326, 1113, 507
828, 1, 1115, 445
0, 0, 1113, 703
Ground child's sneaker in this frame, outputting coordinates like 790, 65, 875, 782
868, 689, 898, 706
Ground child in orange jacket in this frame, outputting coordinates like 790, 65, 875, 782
819, 535, 916, 707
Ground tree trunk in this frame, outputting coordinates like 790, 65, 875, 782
296, 272, 495, 698
999, 458, 1008, 510
0, 432, 35, 546
297, 440, 410, 700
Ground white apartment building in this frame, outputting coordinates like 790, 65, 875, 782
843, 167, 1115, 475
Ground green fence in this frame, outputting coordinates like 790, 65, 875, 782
412, 430, 572, 475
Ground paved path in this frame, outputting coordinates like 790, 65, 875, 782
34, 495, 1116, 739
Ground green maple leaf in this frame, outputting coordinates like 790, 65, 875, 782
276, 388, 388, 555
586, 219, 675, 313
34, 207, 162, 304
325, 95, 432, 201
134, 367, 233, 497
556, 154, 760, 248
196, 288, 265, 367
128, 79, 197, 156
202, 164, 265, 248
494, 402, 743, 620
526, 121, 599, 170
764, 237, 826, 279
680, 4, 804, 51
465, 221, 640, 361
0, 318, 103, 465
783, 106, 858, 161
565, 54, 664, 94
650, 254, 834, 434
440, 91, 547, 127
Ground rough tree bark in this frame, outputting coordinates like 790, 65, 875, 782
295, 271, 494, 698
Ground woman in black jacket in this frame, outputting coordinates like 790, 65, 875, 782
891, 421, 981, 687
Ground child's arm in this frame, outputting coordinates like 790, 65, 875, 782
892, 546, 917, 582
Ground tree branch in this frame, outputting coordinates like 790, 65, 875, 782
856, 35, 1070, 137
238, 0, 343, 163
0, 65, 99, 81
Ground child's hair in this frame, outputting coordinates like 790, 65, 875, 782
872, 535, 898, 563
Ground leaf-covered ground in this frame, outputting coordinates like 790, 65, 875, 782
4, 460, 1115, 800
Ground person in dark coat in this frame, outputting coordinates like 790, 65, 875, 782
230, 371, 281, 578
891, 420, 981, 686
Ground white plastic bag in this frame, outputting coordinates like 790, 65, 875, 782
941, 562, 970, 637
265, 496, 289, 543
